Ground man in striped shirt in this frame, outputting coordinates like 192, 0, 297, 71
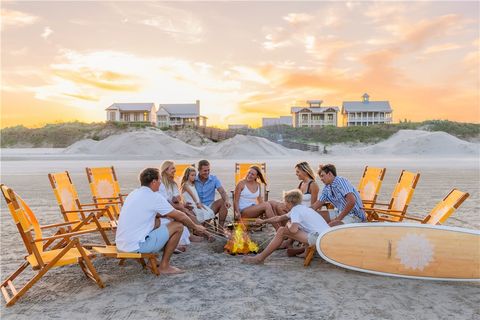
311, 164, 365, 227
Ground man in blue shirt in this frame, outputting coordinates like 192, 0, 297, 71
311, 164, 365, 226
194, 160, 231, 231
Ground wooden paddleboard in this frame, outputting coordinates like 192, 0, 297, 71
316, 223, 480, 281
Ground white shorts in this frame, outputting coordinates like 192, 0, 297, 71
328, 209, 362, 224
307, 232, 319, 246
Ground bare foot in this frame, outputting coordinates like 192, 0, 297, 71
158, 265, 185, 275
175, 245, 187, 253
242, 256, 264, 265
277, 239, 289, 250
189, 234, 204, 242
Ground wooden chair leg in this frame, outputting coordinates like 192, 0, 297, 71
75, 240, 105, 288
118, 259, 126, 266
304, 245, 316, 267
137, 258, 147, 268
149, 257, 160, 276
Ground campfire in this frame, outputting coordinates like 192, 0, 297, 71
224, 221, 259, 255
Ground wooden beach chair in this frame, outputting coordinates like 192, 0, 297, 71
357, 166, 386, 209
369, 189, 469, 225
49, 171, 116, 242
0, 184, 105, 307
363, 170, 420, 222
85, 166, 126, 219
232, 162, 269, 201
90, 246, 160, 276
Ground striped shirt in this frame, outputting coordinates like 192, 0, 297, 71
319, 176, 365, 221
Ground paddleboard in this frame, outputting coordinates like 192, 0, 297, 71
316, 223, 480, 281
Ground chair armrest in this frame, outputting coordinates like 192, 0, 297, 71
33, 229, 97, 242
64, 208, 109, 213
40, 220, 81, 229
95, 196, 121, 200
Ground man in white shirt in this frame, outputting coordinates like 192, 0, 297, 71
242, 189, 329, 264
116, 168, 208, 274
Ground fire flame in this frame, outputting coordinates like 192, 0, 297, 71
224, 221, 259, 255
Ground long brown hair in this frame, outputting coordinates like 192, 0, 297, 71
249, 165, 267, 185
180, 166, 196, 189
295, 161, 315, 181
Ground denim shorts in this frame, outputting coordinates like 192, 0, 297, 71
138, 224, 170, 253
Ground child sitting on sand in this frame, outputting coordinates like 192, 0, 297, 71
180, 166, 215, 224
243, 189, 329, 264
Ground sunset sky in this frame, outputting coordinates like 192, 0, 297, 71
1, 1, 479, 128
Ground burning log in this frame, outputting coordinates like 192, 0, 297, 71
224, 221, 259, 255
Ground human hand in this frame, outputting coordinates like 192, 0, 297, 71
196, 202, 202, 209
195, 224, 208, 235
185, 202, 194, 210
234, 210, 241, 220
255, 218, 264, 225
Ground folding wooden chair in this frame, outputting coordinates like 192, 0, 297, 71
85, 166, 126, 219
232, 162, 269, 201
0, 184, 105, 307
364, 170, 420, 222
49, 171, 116, 241
90, 246, 160, 276
357, 166, 386, 209
369, 189, 469, 225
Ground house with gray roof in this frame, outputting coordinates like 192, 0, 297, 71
156, 100, 207, 128
105, 103, 156, 124
341, 93, 392, 126
291, 100, 339, 128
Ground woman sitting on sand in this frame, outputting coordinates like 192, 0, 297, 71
159, 160, 204, 247
233, 166, 279, 228
180, 166, 215, 224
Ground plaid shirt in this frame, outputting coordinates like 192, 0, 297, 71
319, 176, 365, 221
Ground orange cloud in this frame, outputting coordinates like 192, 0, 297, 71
52, 68, 140, 91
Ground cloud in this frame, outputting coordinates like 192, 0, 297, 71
41, 26, 53, 39
423, 43, 461, 55
1, 8, 38, 28
283, 13, 313, 25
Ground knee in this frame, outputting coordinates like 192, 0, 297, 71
169, 221, 183, 233
276, 226, 286, 236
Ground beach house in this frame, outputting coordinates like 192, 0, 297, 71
105, 103, 156, 124
342, 94, 393, 126
291, 100, 339, 128
156, 100, 207, 128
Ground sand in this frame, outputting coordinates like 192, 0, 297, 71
1, 131, 479, 318
0, 153, 479, 319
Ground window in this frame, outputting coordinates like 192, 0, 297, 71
123, 113, 130, 121
301, 114, 309, 121
327, 114, 333, 121
109, 111, 116, 121
134, 113, 140, 121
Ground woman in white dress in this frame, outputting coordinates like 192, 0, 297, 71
233, 166, 279, 229
180, 166, 215, 224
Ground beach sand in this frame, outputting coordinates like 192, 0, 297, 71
1, 154, 479, 319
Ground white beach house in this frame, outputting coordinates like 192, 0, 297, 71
341, 93, 393, 126
291, 100, 339, 128
105, 103, 156, 124
156, 100, 207, 128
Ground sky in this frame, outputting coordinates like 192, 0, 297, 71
1, 1, 479, 128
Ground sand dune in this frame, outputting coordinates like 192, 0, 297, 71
62, 129, 479, 159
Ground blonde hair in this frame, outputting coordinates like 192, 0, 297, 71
160, 160, 176, 192
283, 189, 303, 206
180, 166, 196, 189
295, 161, 315, 181
249, 165, 267, 185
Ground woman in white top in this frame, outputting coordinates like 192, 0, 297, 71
295, 161, 319, 207
180, 166, 215, 223
233, 166, 279, 228
159, 161, 203, 248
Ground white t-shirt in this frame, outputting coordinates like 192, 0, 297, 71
159, 182, 180, 200
287, 204, 329, 235
116, 186, 174, 252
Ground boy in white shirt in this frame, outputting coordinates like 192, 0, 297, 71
243, 189, 328, 264
116, 168, 208, 274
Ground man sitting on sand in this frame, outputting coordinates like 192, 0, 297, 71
311, 164, 365, 226
243, 189, 329, 264
116, 168, 208, 274
194, 159, 231, 231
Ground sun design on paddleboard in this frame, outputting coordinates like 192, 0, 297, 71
96, 179, 114, 198
396, 233, 434, 271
